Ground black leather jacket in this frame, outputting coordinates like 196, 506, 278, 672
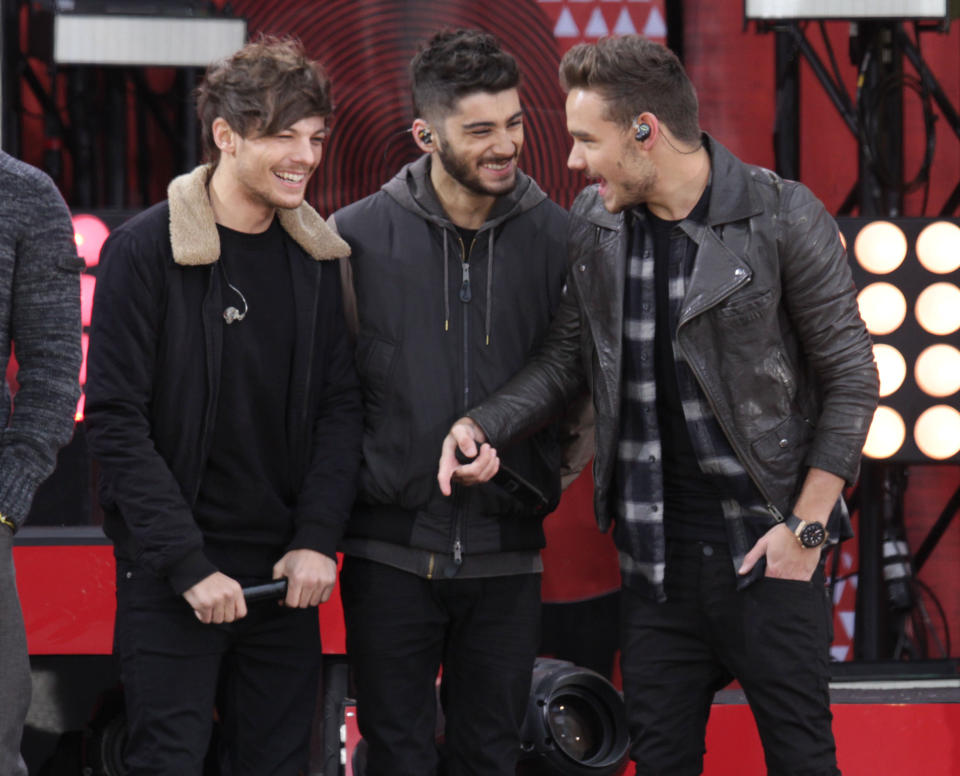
469, 136, 879, 552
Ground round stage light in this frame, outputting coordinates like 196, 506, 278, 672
915, 282, 960, 336
854, 221, 908, 274
72, 213, 110, 267
916, 221, 960, 274
856, 283, 907, 335
863, 406, 906, 459
873, 344, 906, 397
914, 344, 960, 398
914, 405, 960, 460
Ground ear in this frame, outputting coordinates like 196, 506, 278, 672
212, 117, 237, 156
412, 118, 434, 153
634, 112, 658, 145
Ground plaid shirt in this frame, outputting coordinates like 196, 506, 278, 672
616, 207, 767, 601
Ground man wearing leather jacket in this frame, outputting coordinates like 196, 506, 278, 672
440, 36, 878, 775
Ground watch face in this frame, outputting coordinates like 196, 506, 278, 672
800, 522, 827, 548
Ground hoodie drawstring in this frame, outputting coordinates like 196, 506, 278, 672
442, 229, 450, 332
484, 231, 495, 346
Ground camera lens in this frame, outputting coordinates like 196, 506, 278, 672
547, 692, 604, 761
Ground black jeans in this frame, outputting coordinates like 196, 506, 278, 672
340, 556, 541, 776
114, 561, 321, 776
620, 541, 840, 776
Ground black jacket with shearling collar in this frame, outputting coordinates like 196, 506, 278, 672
85, 164, 363, 593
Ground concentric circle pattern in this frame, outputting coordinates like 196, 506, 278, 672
231, 0, 582, 214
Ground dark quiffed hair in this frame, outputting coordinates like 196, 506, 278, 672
196, 35, 333, 163
410, 29, 520, 121
559, 36, 700, 143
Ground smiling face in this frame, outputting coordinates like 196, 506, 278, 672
565, 88, 655, 213
432, 88, 524, 197
228, 114, 327, 213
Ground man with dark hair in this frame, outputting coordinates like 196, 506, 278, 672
0, 152, 82, 776
440, 35, 879, 776
85, 37, 362, 775
331, 28, 573, 776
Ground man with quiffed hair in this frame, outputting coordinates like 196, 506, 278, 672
440, 35, 879, 776
85, 37, 362, 775
332, 28, 583, 776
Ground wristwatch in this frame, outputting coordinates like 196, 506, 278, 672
784, 513, 828, 549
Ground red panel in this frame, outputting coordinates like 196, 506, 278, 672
15, 545, 116, 655
704, 702, 960, 774
541, 465, 621, 603
15, 545, 348, 655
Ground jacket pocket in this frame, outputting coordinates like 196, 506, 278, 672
714, 287, 775, 325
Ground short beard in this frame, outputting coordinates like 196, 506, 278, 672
435, 138, 517, 197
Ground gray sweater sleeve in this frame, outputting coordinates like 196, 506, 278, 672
0, 154, 83, 530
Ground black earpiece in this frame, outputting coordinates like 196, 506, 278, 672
418, 128, 433, 144
634, 122, 651, 142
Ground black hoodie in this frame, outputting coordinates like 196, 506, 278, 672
333, 155, 569, 577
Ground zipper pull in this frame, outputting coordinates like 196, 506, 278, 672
453, 539, 463, 565
460, 263, 472, 302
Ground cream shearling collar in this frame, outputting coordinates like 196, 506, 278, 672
167, 163, 350, 266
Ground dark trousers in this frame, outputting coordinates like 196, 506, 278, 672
340, 556, 541, 776
621, 541, 840, 776
114, 561, 321, 776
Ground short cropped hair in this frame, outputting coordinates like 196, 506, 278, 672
559, 36, 700, 143
196, 35, 333, 163
410, 29, 520, 121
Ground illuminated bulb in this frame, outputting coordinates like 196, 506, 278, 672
916, 221, 960, 274
854, 221, 907, 274
71, 214, 110, 267
862, 406, 906, 459
914, 405, 960, 460
915, 344, 960, 397
857, 283, 907, 335
873, 344, 906, 397
915, 283, 960, 336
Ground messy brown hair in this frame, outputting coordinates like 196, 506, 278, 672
196, 35, 333, 163
559, 36, 700, 144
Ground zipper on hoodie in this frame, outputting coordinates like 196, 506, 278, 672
450, 233, 477, 575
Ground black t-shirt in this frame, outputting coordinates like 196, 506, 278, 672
647, 192, 728, 543
193, 216, 298, 579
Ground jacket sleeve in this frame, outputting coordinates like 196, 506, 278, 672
778, 183, 879, 483
288, 261, 363, 560
84, 228, 216, 588
0, 172, 83, 530
468, 274, 587, 448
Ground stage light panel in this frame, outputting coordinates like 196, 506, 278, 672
841, 217, 960, 462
